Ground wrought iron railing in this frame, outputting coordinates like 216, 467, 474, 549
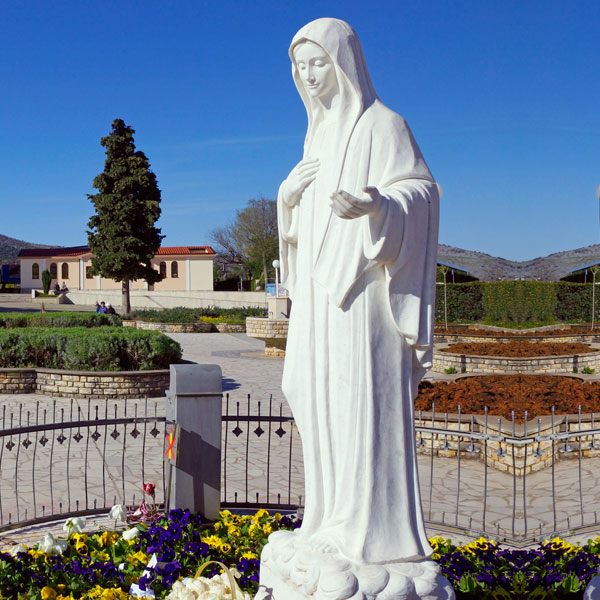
1, 391, 599, 546
0, 398, 167, 532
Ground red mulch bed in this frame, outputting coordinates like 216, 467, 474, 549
441, 341, 595, 357
416, 375, 600, 420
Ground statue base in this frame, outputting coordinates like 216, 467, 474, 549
255, 530, 455, 600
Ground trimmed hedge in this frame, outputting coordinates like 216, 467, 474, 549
434, 282, 484, 323
436, 281, 600, 326
482, 281, 557, 326
128, 306, 266, 324
556, 282, 600, 323
0, 312, 121, 328
0, 327, 181, 371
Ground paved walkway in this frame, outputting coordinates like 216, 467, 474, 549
1, 331, 600, 550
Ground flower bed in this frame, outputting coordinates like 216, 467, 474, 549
127, 306, 266, 324
417, 375, 600, 420
2, 510, 600, 599
0, 327, 181, 371
441, 341, 595, 357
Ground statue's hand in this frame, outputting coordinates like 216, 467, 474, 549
282, 158, 320, 207
330, 186, 383, 220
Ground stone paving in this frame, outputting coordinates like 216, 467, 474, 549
1, 329, 600, 550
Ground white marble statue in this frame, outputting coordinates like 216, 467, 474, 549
257, 17, 454, 600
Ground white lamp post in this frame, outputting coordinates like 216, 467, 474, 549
272, 260, 280, 298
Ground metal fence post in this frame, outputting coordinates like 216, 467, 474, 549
165, 364, 222, 521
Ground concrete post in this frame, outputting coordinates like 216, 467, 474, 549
165, 363, 222, 521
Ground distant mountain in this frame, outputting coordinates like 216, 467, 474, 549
0, 234, 54, 264
437, 243, 600, 281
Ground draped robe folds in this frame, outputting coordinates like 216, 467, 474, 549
278, 99, 440, 565
277, 17, 440, 566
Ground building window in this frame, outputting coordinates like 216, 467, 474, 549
86, 267, 93, 279
171, 261, 178, 278
61, 263, 69, 279
50, 263, 57, 278
159, 261, 167, 277
32, 263, 40, 280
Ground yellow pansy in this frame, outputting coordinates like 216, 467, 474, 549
242, 551, 258, 559
41, 587, 57, 600
97, 531, 120, 548
220, 542, 232, 553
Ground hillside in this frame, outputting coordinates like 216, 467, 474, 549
437, 243, 600, 281
0, 234, 53, 264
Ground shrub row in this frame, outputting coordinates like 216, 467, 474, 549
435, 281, 600, 325
0, 327, 181, 371
0, 311, 121, 328
127, 305, 266, 324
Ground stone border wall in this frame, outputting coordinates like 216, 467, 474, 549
434, 333, 600, 344
0, 368, 169, 399
416, 410, 600, 475
433, 349, 600, 374
246, 317, 289, 358
123, 320, 246, 334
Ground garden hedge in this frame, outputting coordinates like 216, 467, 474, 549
0, 327, 181, 371
127, 306, 266, 324
0, 311, 121, 328
436, 281, 600, 326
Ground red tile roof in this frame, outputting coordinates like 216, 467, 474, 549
156, 246, 215, 255
18, 245, 215, 258
17, 246, 91, 258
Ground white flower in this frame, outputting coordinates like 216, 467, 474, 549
109, 504, 127, 523
63, 517, 86, 534
122, 527, 140, 540
37, 533, 67, 555
166, 571, 251, 600
8, 543, 27, 556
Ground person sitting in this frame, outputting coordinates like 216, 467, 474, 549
60, 282, 68, 292
94, 302, 101, 312
99, 301, 107, 313
105, 302, 117, 315
53, 282, 60, 294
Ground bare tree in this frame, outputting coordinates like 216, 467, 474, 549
210, 198, 278, 287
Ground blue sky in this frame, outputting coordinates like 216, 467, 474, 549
1, 0, 599, 261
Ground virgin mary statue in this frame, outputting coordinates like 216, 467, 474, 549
263, 17, 449, 598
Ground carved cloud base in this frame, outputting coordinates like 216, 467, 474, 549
255, 530, 455, 600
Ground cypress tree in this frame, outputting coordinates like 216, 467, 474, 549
87, 119, 164, 314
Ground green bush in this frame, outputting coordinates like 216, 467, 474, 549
0, 311, 121, 328
555, 282, 600, 323
41, 269, 53, 294
128, 306, 266, 324
0, 327, 181, 371
482, 281, 557, 326
434, 282, 484, 323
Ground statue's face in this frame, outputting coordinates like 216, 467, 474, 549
293, 41, 338, 103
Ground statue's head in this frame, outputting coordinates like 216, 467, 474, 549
290, 18, 376, 112
292, 41, 339, 107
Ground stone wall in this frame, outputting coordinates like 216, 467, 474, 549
246, 317, 289, 339
433, 350, 600, 374
0, 368, 169, 399
434, 333, 600, 344
124, 320, 246, 333
415, 411, 600, 475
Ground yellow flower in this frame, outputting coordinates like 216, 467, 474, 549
227, 525, 241, 536
28, 549, 46, 560
273, 513, 282, 521
253, 509, 269, 522
263, 524, 273, 535
97, 531, 119, 548
220, 542, 232, 553
127, 550, 149, 567
75, 540, 89, 556
242, 551, 258, 559
214, 522, 223, 530
41, 587, 57, 600
201, 534, 223, 549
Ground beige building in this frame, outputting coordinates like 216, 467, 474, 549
18, 245, 215, 293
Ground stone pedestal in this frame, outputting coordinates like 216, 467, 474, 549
256, 530, 455, 600
267, 296, 291, 319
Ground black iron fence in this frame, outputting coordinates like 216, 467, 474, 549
1, 392, 600, 546
0, 398, 167, 532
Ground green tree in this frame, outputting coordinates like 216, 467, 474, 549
210, 197, 278, 288
87, 119, 164, 314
